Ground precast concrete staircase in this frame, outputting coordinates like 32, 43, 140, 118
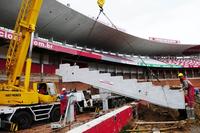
56, 64, 185, 109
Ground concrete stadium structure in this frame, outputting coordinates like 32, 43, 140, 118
0, 0, 200, 56
1, 1, 200, 132
0, 0, 200, 79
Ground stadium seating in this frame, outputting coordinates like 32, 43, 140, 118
0, 58, 57, 75
154, 57, 200, 68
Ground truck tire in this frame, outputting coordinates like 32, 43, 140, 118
12, 111, 32, 129
50, 106, 61, 122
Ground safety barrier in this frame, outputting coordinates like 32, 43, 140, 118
68, 105, 132, 133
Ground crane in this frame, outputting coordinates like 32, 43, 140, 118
0, 0, 59, 130
0, 0, 57, 105
0, 0, 107, 130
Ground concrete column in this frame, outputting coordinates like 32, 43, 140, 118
99, 89, 111, 111
39, 53, 44, 81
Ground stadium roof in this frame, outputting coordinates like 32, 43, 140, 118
0, 0, 199, 56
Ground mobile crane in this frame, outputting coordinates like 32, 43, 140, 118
0, 0, 106, 131
0, 0, 60, 130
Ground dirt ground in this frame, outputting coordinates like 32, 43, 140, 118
14, 108, 116, 133
1, 102, 200, 133
13, 112, 96, 133
122, 102, 200, 133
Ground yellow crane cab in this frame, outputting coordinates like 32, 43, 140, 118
35, 82, 58, 103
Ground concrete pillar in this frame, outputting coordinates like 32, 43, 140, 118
99, 89, 111, 111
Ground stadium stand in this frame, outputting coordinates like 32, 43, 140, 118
0, 59, 6, 74
0, 58, 57, 75
154, 56, 200, 68
0, 26, 200, 82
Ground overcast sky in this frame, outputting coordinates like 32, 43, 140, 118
57, 0, 200, 44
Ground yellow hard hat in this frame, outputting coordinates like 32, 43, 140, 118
178, 73, 184, 77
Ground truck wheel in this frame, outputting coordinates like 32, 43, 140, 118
12, 111, 32, 129
50, 106, 61, 122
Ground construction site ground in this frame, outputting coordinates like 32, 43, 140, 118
121, 102, 200, 133
26, 112, 99, 133
0, 112, 95, 133
0, 107, 118, 133
0, 102, 200, 133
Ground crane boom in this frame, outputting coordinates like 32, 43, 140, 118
6, 0, 43, 87
0, 0, 48, 105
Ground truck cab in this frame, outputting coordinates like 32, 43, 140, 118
35, 82, 58, 103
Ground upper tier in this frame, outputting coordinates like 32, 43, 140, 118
0, 0, 200, 56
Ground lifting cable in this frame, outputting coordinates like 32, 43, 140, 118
37, 0, 160, 83
37, 1, 103, 66
100, 9, 160, 82
87, 0, 105, 40
38, 0, 159, 83
73, 0, 105, 68
73, 8, 103, 66
100, 9, 171, 106
71, 0, 105, 66
86, 9, 103, 41
101, 11, 118, 30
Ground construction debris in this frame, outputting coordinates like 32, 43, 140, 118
135, 120, 186, 125
122, 102, 200, 133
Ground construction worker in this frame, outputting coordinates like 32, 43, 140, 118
178, 73, 195, 119
60, 88, 68, 117
38, 84, 47, 95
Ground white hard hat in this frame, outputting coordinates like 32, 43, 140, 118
62, 88, 66, 91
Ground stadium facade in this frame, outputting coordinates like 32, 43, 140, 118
0, 0, 200, 80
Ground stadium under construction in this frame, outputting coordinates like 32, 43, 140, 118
0, 0, 200, 132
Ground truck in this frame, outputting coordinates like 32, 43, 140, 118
0, 0, 60, 131
73, 90, 128, 113
0, 0, 107, 131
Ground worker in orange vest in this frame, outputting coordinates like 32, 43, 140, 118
178, 73, 195, 119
